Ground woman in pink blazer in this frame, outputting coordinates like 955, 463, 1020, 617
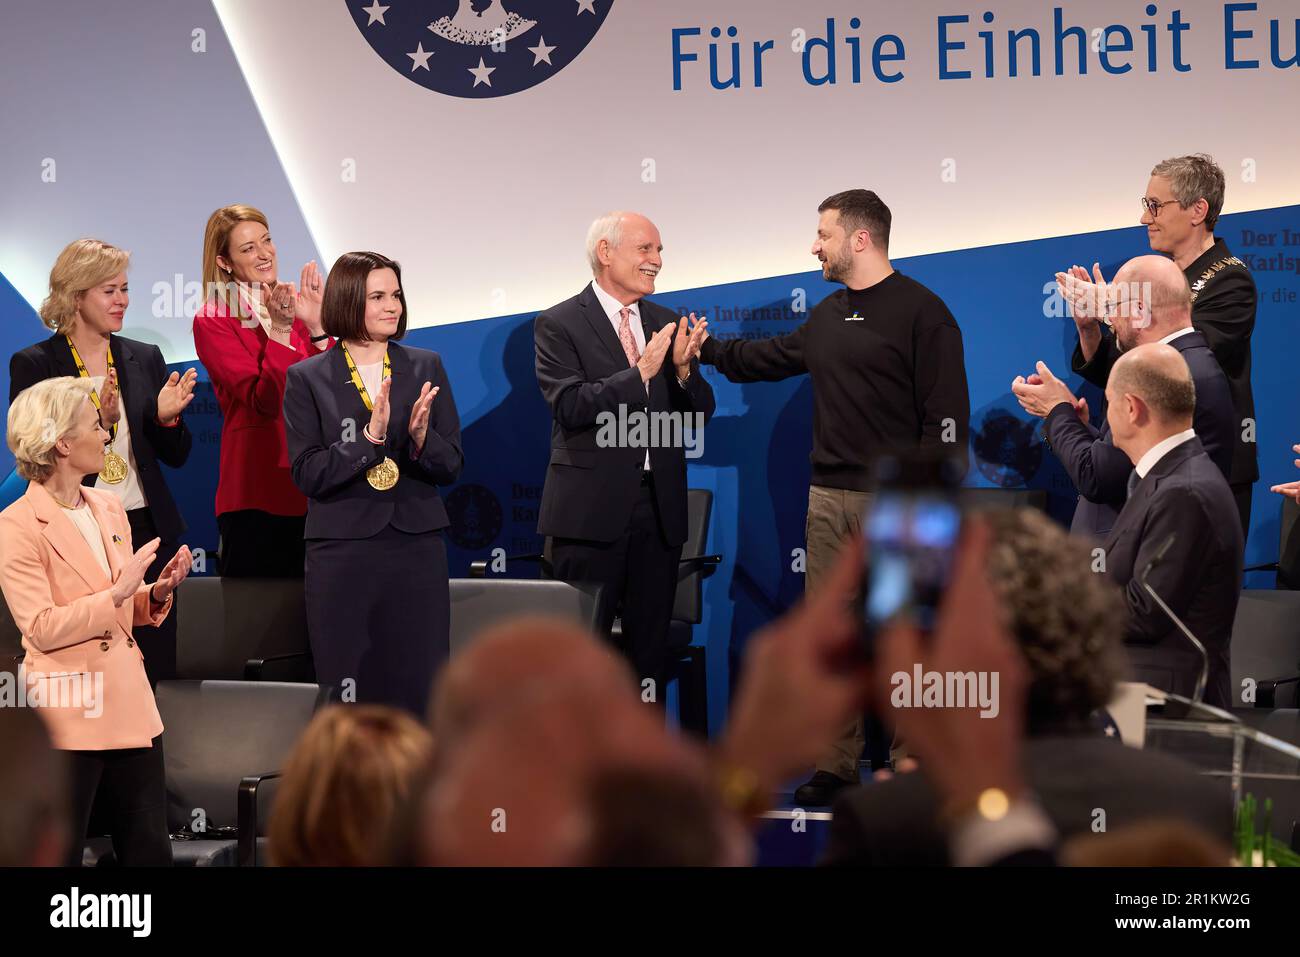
1, 377, 192, 866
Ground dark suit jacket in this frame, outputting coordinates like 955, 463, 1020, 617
534, 285, 715, 545
283, 341, 463, 540
1072, 239, 1257, 485
822, 733, 1230, 866
1045, 330, 1236, 539
1103, 437, 1242, 707
8, 333, 192, 540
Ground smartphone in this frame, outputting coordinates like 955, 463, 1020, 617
861, 455, 964, 656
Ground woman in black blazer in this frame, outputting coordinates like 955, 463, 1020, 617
282, 251, 462, 716
9, 239, 196, 685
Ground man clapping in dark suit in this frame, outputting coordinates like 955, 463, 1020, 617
533, 212, 713, 699
1013, 256, 1236, 541
1102, 343, 1242, 707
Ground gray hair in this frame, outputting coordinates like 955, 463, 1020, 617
585, 212, 627, 276
1151, 154, 1226, 230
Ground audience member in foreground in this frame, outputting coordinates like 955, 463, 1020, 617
824, 509, 1230, 866
269, 705, 433, 866
0, 706, 70, 867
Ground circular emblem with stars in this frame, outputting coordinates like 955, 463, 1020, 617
348, 0, 614, 99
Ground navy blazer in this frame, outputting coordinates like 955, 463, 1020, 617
534, 284, 715, 545
8, 333, 192, 541
283, 341, 463, 540
1102, 436, 1242, 708
1044, 330, 1236, 540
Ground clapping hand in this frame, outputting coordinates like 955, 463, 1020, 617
408, 381, 440, 453
673, 312, 709, 376
149, 545, 194, 604
156, 368, 198, 425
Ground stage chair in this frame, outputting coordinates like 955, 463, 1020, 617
1243, 495, 1300, 590
1232, 591, 1300, 709
466, 489, 721, 736
82, 679, 331, 867
448, 578, 604, 656
174, 577, 314, 682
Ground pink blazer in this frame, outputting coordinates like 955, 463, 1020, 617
0, 482, 173, 750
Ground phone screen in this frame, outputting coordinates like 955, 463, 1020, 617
863, 491, 962, 645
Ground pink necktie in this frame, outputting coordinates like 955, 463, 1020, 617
617, 307, 641, 367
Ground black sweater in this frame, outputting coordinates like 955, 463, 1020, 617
699, 271, 970, 491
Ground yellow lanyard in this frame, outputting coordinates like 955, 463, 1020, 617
65, 335, 117, 442
340, 342, 390, 411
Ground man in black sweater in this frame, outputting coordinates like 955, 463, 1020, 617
698, 189, 970, 805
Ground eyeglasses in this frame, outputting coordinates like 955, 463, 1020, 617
1140, 197, 1181, 217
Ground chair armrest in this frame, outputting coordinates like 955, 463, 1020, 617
678, 554, 721, 579
237, 771, 281, 867
468, 553, 548, 578
1255, 674, 1300, 709
244, 652, 311, 681
1244, 562, 1280, 574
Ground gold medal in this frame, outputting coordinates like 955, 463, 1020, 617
99, 450, 129, 485
367, 456, 400, 491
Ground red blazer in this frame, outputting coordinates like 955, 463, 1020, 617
192, 298, 331, 517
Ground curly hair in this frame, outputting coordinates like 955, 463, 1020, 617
981, 507, 1128, 729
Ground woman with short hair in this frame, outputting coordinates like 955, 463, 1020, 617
0, 377, 193, 866
283, 251, 462, 715
10, 238, 196, 684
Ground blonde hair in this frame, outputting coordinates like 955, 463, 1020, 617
268, 705, 433, 867
6, 378, 96, 483
201, 204, 269, 312
38, 239, 130, 335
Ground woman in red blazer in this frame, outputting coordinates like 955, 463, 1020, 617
0, 377, 192, 865
192, 204, 332, 577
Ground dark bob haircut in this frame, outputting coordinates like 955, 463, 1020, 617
321, 251, 408, 341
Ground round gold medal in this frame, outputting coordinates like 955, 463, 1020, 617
367, 456, 399, 491
100, 450, 129, 485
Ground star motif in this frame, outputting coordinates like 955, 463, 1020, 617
408, 43, 433, 72
1104, 725, 1117, 737
575, 0, 597, 14
362, 1, 389, 26
468, 57, 496, 87
529, 37, 557, 66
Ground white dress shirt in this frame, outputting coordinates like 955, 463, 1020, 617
589, 280, 650, 470
1158, 326, 1196, 345
1134, 428, 1197, 479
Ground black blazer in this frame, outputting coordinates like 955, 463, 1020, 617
823, 733, 1230, 866
8, 333, 192, 540
534, 285, 715, 545
1045, 330, 1236, 540
283, 341, 463, 540
1103, 436, 1242, 708
1072, 239, 1258, 485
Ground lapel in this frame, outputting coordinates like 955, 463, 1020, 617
26, 482, 114, 593
109, 335, 146, 442
579, 284, 631, 370
1104, 437, 1203, 553
82, 489, 127, 582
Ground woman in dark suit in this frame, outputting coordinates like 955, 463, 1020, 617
283, 251, 462, 716
10, 239, 196, 685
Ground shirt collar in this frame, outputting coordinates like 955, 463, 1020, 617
589, 279, 639, 324
1134, 428, 1196, 478
1158, 326, 1196, 346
